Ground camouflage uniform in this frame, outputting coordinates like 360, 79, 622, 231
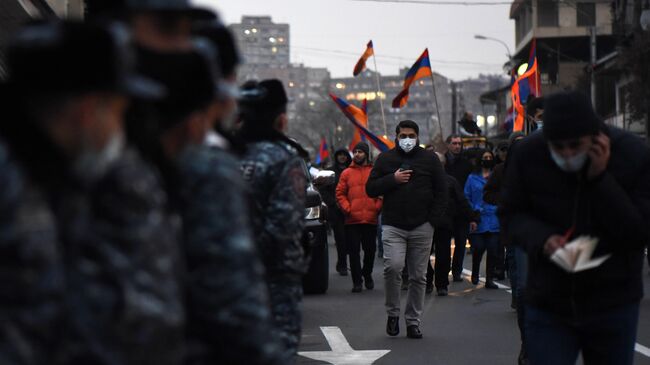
0, 142, 65, 365
176, 145, 282, 365
241, 140, 308, 364
54, 148, 185, 365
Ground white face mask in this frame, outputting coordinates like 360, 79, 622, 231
549, 148, 588, 173
73, 132, 125, 183
399, 138, 417, 153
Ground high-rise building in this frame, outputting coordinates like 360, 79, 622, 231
229, 16, 290, 67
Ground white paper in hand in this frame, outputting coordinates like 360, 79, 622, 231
550, 236, 611, 273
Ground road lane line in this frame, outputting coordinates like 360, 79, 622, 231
321, 327, 353, 352
298, 326, 391, 365
636, 343, 650, 358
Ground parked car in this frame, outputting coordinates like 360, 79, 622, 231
301, 164, 333, 294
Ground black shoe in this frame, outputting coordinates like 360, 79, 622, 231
337, 266, 348, 276
471, 276, 479, 285
518, 346, 529, 365
485, 281, 498, 289
425, 283, 434, 294
436, 287, 448, 296
511, 296, 517, 309
386, 316, 399, 336
364, 276, 374, 290
351, 284, 362, 293
406, 325, 423, 339
452, 275, 463, 282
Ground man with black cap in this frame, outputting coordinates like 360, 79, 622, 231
0, 21, 186, 364
366, 120, 447, 339
238, 79, 308, 364
336, 141, 382, 292
500, 90, 650, 365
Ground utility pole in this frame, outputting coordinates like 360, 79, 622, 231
451, 81, 458, 134
590, 26, 597, 108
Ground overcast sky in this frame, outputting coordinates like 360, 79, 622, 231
193, 0, 516, 81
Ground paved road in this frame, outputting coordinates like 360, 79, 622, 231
298, 240, 650, 365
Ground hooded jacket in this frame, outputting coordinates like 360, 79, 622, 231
464, 172, 499, 233
336, 162, 382, 225
500, 126, 650, 316
366, 145, 447, 230
318, 148, 351, 213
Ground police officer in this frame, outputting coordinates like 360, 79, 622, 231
0, 21, 185, 364
239, 79, 308, 364
135, 43, 283, 364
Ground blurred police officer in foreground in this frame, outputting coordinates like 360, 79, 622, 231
0, 20, 186, 364
238, 80, 308, 364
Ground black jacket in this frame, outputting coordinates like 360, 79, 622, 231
366, 146, 447, 230
318, 149, 351, 214
444, 152, 473, 189
500, 127, 650, 316
437, 174, 479, 230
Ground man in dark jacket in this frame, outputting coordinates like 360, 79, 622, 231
500, 91, 650, 365
318, 148, 352, 275
366, 120, 447, 339
444, 134, 474, 281
426, 152, 478, 296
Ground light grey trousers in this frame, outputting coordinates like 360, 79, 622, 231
382, 222, 434, 326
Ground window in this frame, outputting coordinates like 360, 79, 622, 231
576, 2, 595, 26
537, 1, 558, 27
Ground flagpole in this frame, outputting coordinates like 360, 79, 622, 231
428, 72, 443, 140
372, 54, 388, 137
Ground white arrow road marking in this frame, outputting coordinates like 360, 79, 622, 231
459, 270, 650, 358
298, 326, 390, 365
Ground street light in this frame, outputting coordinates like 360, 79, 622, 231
474, 34, 513, 60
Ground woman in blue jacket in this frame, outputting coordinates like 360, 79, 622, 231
464, 149, 499, 289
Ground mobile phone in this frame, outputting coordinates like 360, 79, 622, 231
399, 163, 411, 171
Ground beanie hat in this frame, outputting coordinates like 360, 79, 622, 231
543, 91, 602, 141
508, 131, 525, 145
353, 141, 370, 156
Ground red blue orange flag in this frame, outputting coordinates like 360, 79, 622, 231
353, 41, 374, 77
329, 93, 395, 153
510, 39, 541, 132
348, 99, 368, 151
315, 137, 329, 164
392, 48, 433, 108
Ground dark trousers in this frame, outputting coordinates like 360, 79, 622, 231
526, 302, 640, 365
451, 219, 469, 277
345, 224, 377, 285
495, 239, 505, 277
426, 228, 452, 289
329, 209, 347, 270
469, 232, 499, 282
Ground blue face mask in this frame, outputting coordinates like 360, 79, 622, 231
549, 148, 588, 172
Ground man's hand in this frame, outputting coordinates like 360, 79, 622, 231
394, 169, 412, 184
543, 234, 568, 256
587, 132, 610, 180
469, 222, 478, 232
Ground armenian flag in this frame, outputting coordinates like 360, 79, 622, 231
353, 40, 374, 77
329, 93, 394, 152
391, 48, 433, 108
348, 99, 368, 151
315, 137, 329, 164
511, 39, 540, 132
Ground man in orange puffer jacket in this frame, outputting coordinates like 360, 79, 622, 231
336, 142, 383, 293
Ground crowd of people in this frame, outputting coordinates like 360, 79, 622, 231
0, 1, 649, 365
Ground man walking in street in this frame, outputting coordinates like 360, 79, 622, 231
336, 142, 382, 293
444, 134, 474, 282
500, 91, 650, 365
366, 120, 447, 339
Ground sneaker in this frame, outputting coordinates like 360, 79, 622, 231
351, 284, 362, 293
386, 316, 399, 336
364, 276, 374, 290
436, 287, 448, 296
485, 281, 498, 289
425, 283, 434, 294
406, 325, 423, 339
